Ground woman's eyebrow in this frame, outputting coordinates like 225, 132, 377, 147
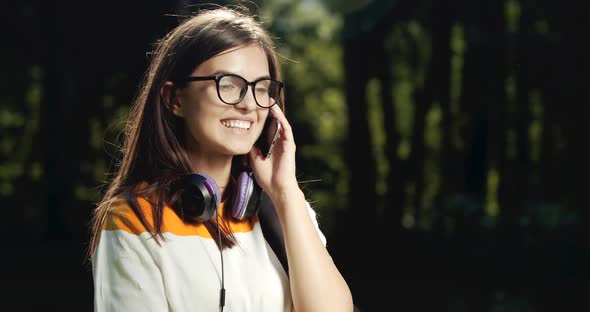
210, 70, 271, 80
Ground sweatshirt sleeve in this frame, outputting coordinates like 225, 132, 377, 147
305, 201, 327, 247
92, 201, 168, 312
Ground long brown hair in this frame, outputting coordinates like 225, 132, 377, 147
88, 6, 284, 258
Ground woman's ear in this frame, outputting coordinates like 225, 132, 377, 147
161, 81, 184, 118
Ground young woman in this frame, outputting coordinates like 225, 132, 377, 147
88, 6, 353, 312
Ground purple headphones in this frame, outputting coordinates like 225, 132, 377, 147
178, 171, 262, 223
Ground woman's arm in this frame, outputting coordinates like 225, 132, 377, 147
251, 105, 353, 312
92, 204, 168, 312
271, 186, 353, 312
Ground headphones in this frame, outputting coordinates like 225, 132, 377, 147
175, 171, 262, 223
169, 170, 264, 310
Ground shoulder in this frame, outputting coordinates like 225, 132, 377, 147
102, 196, 249, 238
304, 200, 327, 246
102, 196, 155, 235
304, 200, 319, 219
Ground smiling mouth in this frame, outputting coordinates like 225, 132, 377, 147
221, 120, 252, 130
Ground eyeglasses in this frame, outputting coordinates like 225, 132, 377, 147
184, 74, 284, 108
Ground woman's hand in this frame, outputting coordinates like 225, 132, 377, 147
249, 105, 299, 201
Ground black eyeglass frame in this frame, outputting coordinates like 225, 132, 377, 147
183, 74, 284, 108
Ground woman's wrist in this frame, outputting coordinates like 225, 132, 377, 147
268, 182, 305, 209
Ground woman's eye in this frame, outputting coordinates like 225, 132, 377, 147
255, 87, 268, 94
220, 84, 237, 91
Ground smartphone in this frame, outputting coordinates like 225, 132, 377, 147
256, 116, 281, 158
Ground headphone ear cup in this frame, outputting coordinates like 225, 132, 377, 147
181, 173, 221, 223
231, 171, 261, 220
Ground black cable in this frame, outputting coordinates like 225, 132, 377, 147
217, 209, 226, 311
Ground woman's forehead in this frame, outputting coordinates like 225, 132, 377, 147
191, 44, 270, 80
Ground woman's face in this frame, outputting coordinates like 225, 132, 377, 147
173, 44, 271, 160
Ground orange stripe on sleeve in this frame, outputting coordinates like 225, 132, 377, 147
103, 197, 256, 238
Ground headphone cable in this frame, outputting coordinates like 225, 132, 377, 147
217, 209, 226, 311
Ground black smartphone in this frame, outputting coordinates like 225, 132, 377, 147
256, 116, 281, 158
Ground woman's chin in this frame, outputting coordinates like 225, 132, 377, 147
226, 145, 254, 156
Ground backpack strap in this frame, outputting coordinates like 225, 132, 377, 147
257, 191, 289, 274
258, 192, 361, 312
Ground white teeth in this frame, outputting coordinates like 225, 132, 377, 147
221, 120, 251, 129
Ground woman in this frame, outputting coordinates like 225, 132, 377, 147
88, 6, 353, 312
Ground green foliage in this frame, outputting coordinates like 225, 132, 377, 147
0, 109, 25, 128
420, 102, 442, 230
366, 78, 389, 196
529, 89, 543, 164
505, 0, 521, 33
83, 98, 130, 200
0, 65, 42, 197
385, 21, 432, 161
401, 181, 416, 229
322, 0, 373, 15
449, 23, 465, 149
263, 1, 347, 226
505, 75, 518, 160
485, 167, 500, 218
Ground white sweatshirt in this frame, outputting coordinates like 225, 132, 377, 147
92, 197, 326, 312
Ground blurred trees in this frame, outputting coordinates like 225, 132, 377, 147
262, 0, 348, 233
332, 0, 589, 310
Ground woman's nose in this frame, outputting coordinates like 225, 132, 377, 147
234, 85, 258, 110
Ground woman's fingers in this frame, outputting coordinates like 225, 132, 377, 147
270, 105, 294, 143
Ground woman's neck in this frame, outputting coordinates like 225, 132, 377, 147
188, 153, 233, 192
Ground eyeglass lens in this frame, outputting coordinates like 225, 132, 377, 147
218, 75, 280, 107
